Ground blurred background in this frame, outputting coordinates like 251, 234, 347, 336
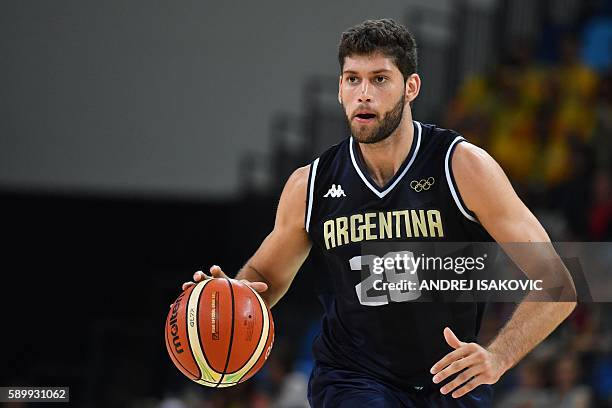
1, 0, 612, 406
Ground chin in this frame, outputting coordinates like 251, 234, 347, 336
351, 127, 378, 144
353, 130, 389, 145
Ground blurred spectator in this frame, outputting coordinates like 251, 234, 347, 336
592, 71, 612, 169
271, 371, 309, 408
588, 169, 612, 240
591, 355, 612, 406
547, 354, 592, 407
158, 397, 187, 408
496, 358, 549, 408
542, 35, 598, 186
581, 16, 612, 73
549, 139, 593, 239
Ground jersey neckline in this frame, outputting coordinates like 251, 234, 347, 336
349, 120, 422, 198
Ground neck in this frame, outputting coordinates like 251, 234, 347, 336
355, 112, 414, 188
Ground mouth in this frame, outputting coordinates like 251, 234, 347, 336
353, 112, 377, 123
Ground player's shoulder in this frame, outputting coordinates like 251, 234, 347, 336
277, 165, 310, 224
285, 164, 310, 195
287, 164, 312, 188
283, 138, 350, 201
419, 121, 494, 168
452, 140, 499, 180
451, 139, 518, 219
417, 121, 502, 184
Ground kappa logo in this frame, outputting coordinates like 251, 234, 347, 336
410, 177, 435, 192
323, 184, 346, 198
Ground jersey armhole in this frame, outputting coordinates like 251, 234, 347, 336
444, 137, 479, 223
305, 157, 320, 233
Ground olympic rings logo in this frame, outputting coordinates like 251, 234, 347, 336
410, 177, 435, 192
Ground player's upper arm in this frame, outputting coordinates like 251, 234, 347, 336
451, 143, 549, 243
452, 143, 577, 301
243, 165, 312, 306
274, 165, 311, 235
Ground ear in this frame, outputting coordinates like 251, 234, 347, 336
405, 73, 421, 104
338, 75, 343, 104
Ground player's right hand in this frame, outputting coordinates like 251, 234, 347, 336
181, 265, 268, 293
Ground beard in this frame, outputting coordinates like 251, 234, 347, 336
347, 94, 405, 144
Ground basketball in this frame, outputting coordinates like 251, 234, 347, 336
165, 278, 274, 388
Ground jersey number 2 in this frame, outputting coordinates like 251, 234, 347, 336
351, 251, 422, 306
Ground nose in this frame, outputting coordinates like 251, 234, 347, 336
358, 82, 372, 103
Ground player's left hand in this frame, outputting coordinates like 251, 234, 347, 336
430, 327, 507, 398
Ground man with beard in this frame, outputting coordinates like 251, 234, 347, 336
182, 19, 576, 407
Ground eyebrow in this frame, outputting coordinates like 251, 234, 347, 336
342, 69, 393, 75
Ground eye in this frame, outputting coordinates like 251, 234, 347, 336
374, 76, 387, 84
347, 76, 359, 84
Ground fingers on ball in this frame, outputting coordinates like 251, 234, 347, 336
193, 271, 207, 281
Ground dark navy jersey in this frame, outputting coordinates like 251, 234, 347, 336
305, 120, 493, 391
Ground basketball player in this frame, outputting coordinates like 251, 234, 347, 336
182, 19, 576, 407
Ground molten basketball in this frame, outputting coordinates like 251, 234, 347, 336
165, 278, 274, 387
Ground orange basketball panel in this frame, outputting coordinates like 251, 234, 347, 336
165, 287, 200, 380
225, 281, 264, 373
198, 279, 234, 373
240, 306, 274, 383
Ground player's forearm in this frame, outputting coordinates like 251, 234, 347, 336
235, 264, 287, 308
486, 300, 576, 371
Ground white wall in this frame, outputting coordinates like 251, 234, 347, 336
0, 0, 451, 198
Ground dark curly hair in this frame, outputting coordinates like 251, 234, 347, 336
338, 19, 418, 81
